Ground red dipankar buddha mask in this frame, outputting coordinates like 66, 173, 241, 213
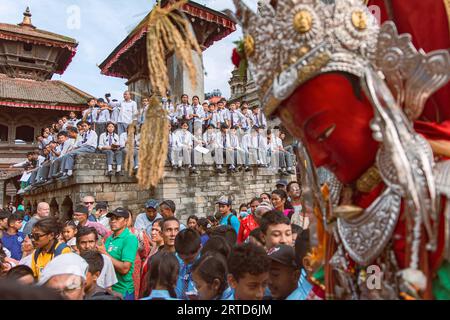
279, 72, 379, 184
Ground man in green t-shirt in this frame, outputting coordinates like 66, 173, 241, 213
98, 207, 138, 300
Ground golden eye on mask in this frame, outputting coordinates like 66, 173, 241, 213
317, 124, 336, 142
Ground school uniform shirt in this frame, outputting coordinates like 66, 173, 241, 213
203, 131, 217, 147
229, 133, 241, 149
175, 253, 200, 300
77, 130, 98, 149
286, 269, 313, 300
58, 139, 75, 157
110, 102, 121, 124
176, 104, 192, 120
175, 130, 195, 148
67, 118, 80, 127
97, 254, 118, 289
83, 107, 99, 123
1, 232, 25, 261
252, 111, 267, 128
219, 213, 240, 235
218, 108, 230, 124
37, 155, 47, 167
210, 111, 222, 128
141, 290, 179, 300
119, 132, 140, 150
191, 104, 205, 123
215, 132, 231, 149
228, 110, 242, 127
99, 132, 120, 149
117, 100, 138, 124
104, 228, 139, 297
96, 108, 111, 123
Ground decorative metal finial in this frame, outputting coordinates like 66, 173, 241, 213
19, 7, 35, 28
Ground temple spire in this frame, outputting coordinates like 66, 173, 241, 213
18, 7, 36, 29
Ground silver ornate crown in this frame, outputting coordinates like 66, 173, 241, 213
232, 0, 450, 120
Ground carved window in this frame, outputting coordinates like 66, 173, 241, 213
0, 124, 8, 142
15, 125, 34, 143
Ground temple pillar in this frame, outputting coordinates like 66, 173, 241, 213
167, 50, 204, 105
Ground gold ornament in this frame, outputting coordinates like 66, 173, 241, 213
352, 10, 368, 31
293, 10, 313, 34
356, 166, 382, 193
244, 34, 255, 57
299, 45, 310, 57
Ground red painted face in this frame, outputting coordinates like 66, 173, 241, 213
278, 72, 379, 184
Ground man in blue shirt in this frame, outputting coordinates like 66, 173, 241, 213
174, 229, 201, 300
217, 196, 240, 235
267, 244, 312, 300
1, 213, 24, 260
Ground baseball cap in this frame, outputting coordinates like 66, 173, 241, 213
145, 199, 159, 209
216, 196, 232, 206
276, 179, 288, 187
267, 245, 298, 269
38, 253, 89, 286
95, 202, 108, 210
106, 207, 130, 219
74, 205, 89, 215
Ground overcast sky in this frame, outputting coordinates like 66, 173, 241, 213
0, 0, 258, 100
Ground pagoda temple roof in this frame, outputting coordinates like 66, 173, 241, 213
0, 74, 92, 112
99, 0, 236, 78
0, 7, 78, 75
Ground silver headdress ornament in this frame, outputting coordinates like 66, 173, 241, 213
232, 0, 450, 269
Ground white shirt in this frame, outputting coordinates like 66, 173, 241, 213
216, 132, 231, 149
109, 102, 121, 124
58, 139, 74, 157
96, 108, 111, 123
134, 212, 163, 236
37, 156, 46, 167
191, 104, 205, 123
252, 111, 267, 128
203, 131, 217, 148
97, 254, 118, 289
117, 100, 138, 124
227, 110, 241, 127
175, 130, 194, 148
77, 130, 98, 148
98, 132, 120, 149
176, 104, 192, 120
83, 107, 100, 123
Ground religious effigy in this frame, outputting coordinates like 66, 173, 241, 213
230, 0, 450, 300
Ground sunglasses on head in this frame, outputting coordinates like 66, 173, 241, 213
30, 233, 49, 241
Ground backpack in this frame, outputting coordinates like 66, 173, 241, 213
33, 241, 68, 265
227, 214, 233, 227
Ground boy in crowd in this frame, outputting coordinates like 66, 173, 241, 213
217, 196, 240, 235
134, 199, 162, 236
176, 94, 193, 131
267, 244, 309, 300
1, 213, 24, 261
82, 98, 98, 125
76, 227, 118, 293
260, 210, 293, 251
227, 243, 271, 300
80, 250, 121, 300
191, 95, 204, 134
98, 122, 122, 176
174, 229, 201, 300
159, 201, 186, 231
160, 217, 180, 253
174, 121, 198, 174
50, 131, 74, 179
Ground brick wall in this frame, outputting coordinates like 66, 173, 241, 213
25, 154, 296, 223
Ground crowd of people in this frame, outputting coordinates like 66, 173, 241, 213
0, 179, 314, 300
10, 92, 296, 194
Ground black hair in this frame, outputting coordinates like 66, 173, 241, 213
63, 220, 77, 230
57, 131, 68, 138
162, 217, 180, 231
249, 228, 265, 246
191, 252, 228, 298
147, 252, 179, 298
181, 94, 189, 99
187, 215, 198, 223
192, 95, 200, 100
76, 227, 98, 244
7, 213, 23, 227
260, 210, 291, 234
175, 229, 201, 255
287, 181, 302, 193
67, 127, 78, 134
152, 218, 164, 230
201, 236, 231, 258
0, 279, 63, 300
261, 193, 271, 201
250, 198, 262, 206
33, 218, 61, 237
209, 225, 237, 247
291, 224, 302, 235
228, 243, 270, 281
271, 189, 294, 210
6, 265, 34, 282
239, 204, 248, 212
87, 98, 95, 103
197, 218, 210, 231
80, 250, 104, 275
160, 200, 176, 213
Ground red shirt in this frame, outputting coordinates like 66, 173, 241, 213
237, 215, 259, 244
